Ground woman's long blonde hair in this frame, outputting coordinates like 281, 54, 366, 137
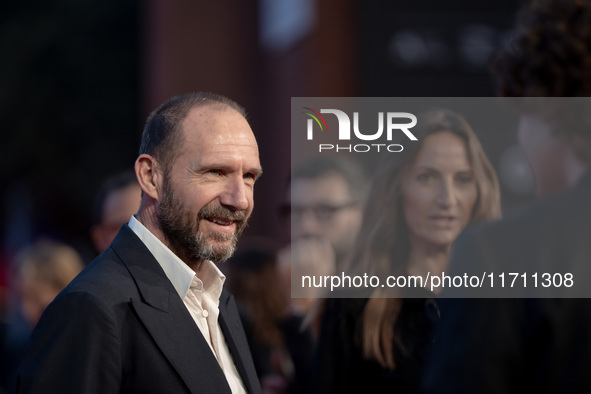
344, 110, 502, 369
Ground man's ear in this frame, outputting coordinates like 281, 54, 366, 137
135, 154, 162, 201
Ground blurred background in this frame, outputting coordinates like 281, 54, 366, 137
0, 0, 528, 260
0, 0, 533, 389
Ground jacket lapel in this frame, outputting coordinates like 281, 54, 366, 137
218, 289, 261, 394
110, 225, 232, 394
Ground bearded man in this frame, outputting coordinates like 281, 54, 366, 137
17, 92, 263, 394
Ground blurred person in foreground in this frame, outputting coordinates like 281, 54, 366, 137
423, 1, 591, 393
2, 240, 83, 392
90, 170, 141, 254
277, 157, 368, 317
309, 110, 501, 393
17, 92, 263, 394
226, 239, 314, 394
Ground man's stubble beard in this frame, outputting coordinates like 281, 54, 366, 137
156, 174, 248, 266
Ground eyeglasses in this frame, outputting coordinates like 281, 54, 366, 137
279, 202, 359, 224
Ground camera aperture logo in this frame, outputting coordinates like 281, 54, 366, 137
303, 107, 418, 153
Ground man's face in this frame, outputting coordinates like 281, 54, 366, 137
288, 172, 363, 261
92, 184, 141, 253
517, 114, 569, 197
156, 105, 262, 264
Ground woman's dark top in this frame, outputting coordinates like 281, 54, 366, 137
308, 293, 439, 393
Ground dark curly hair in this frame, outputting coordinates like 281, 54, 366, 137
493, 0, 591, 161
493, 0, 591, 97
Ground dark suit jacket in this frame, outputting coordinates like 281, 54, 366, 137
423, 172, 591, 393
17, 225, 262, 394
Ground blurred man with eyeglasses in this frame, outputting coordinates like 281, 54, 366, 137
277, 156, 369, 315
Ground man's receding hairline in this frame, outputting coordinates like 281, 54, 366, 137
176, 100, 249, 139
185, 100, 246, 118
179, 101, 252, 139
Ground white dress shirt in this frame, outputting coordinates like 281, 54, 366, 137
128, 216, 246, 394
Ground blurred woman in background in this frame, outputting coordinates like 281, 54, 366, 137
16, 240, 85, 326
309, 110, 501, 393
2, 239, 84, 392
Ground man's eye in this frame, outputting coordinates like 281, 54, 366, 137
209, 169, 222, 176
244, 173, 256, 180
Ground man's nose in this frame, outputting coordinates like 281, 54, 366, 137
298, 210, 322, 235
219, 176, 250, 211
290, 208, 323, 239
